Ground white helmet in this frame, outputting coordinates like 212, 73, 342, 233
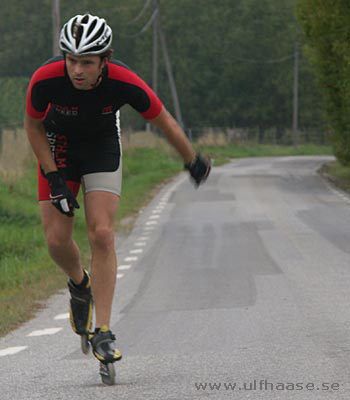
59, 14, 112, 55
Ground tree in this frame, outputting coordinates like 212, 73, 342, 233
297, 0, 350, 164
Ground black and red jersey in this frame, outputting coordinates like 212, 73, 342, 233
26, 56, 163, 139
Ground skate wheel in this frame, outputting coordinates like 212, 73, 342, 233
99, 362, 116, 385
81, 334, 90, 354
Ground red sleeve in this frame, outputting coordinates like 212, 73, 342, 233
108, 63, 163, 120
26, 61, 65, 119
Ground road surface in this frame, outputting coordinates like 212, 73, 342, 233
1, 156, 350, 399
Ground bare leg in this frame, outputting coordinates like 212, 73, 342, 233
84, 191, 119, 328
40, 201, 84, 284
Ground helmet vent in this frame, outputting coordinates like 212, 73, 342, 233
73, 24, 83, 47
81, 14, 89, 24
87, 19, 97, 36
91, 24, 105, 44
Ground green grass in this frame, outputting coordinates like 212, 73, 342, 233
320, 160, 350, 193
0, 141, 336, 337
197, 143, 333, 165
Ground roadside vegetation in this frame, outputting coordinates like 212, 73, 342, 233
0, 130, 343, 338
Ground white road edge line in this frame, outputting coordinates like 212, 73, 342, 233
54, 313, 70, 320
136, 236, 149, 241
0, 346, 28, 357
124, 256, 138, 262
118, 265, 131, 270
27, 328, 63, 337
130, 249, 143, 254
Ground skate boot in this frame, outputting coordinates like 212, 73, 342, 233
67, 269, 93, 354
90, 325, 122, 385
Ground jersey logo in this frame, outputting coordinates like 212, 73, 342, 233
52, 104, 79, 116
102, 105, 113, 115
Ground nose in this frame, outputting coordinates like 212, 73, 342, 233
73, 63, 83, 75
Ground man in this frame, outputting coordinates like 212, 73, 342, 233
25, 14, 210, 365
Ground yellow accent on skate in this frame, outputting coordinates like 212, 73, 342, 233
69, 298, 93, 334
93, 325, 122, 361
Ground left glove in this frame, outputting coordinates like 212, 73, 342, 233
185, 154, 211, 187
46, 171, 80, 217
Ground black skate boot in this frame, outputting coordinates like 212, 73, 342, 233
67, 269, 93, 354
90, 325, 122, 385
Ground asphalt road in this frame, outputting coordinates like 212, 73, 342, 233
1, 155, 350, 399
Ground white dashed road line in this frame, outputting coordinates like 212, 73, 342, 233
136, 237, 148, 241
118, 264, 131, 271
124, 256, 138, 262
130, 249, 143, 254
0, 346, 27, 357
27, 328, 63, 337
54, 313, 69, 320
146, 221, 158, 226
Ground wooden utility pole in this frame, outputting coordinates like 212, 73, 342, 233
152, 0, 159, 93
292, 40, 299, 146
158, 17, 184, 128
52, 0, 61, 57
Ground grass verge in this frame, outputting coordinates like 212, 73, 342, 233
319, 160, 350, 194
197, 143, 333, 165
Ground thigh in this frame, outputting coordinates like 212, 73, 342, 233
84, 191, 120, 231
81, 158, 122, 198
40, 200, 75, 241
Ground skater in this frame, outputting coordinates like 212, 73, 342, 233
25, 13, 210, 382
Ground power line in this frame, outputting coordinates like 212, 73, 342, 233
232, 53, 294, 64
120, 8, 158, 38
126, 0, 152, 25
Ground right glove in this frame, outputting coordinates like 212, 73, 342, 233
185, 154, 211, 187
46, 171, 80, 217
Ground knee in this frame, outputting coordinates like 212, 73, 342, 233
88, 225, 115, 250
45, 230, 72, 252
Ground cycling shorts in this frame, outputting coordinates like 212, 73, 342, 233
38, 128, 122, 201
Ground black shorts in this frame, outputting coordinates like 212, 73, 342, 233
38, 118, 122, 200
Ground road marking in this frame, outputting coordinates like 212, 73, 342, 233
130, 249, 143, 254
124, 256, 138, 262
152, 209, 162, 214
149, 215, 160, 220
324, 181, 350, 203
137, 236, 148, 241
143, 226, 155, 231
0, 346, 27, 357
118, 264, 131, 270
54, 313, 69, 320
146, 221, 158, 226
27, 328, 63, 337
117, 273, 124, 279
135, 242, 146, 246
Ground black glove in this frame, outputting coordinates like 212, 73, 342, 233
185, 154, 211, 187
46, 171, 80, 217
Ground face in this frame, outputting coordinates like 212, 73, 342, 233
66, 54, 105, 90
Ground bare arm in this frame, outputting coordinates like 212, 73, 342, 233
149, 107, 195, 165
24, 113, 57, 174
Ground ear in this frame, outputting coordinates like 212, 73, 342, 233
100, 57, 107, 69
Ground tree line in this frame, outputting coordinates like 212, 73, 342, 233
0, 0, 327, 144
297, 0, 350, 165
